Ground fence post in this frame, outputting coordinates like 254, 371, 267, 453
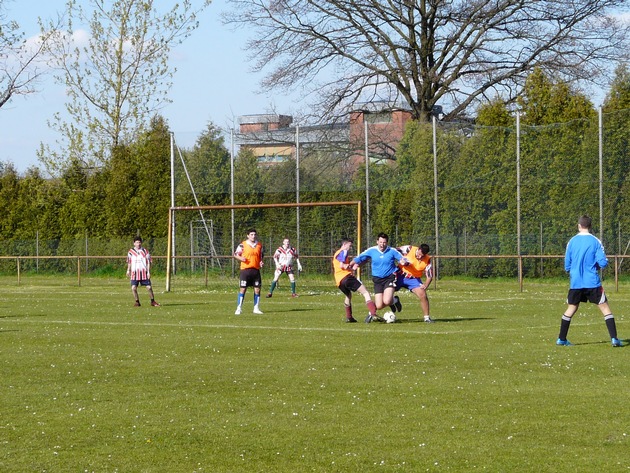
77, 256, 81, 287
17, 257, 21, 286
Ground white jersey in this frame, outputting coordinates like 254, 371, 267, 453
273, 245, 298, 271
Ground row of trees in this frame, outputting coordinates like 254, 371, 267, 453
1, 67, 629, 260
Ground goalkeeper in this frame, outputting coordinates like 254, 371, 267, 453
266, 238, 302, 298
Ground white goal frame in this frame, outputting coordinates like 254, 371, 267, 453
166, 201, 363, 291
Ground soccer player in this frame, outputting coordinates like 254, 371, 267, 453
333, 238, 379, 323
126, 236, 160, 307
556, 215, 622, 347
395, 243, 434, 323
266, 237, 302, 298
351, 232, 408, 323
233, 228, 264, 315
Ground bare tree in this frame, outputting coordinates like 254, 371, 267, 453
39, 0, 210, 173
0, 1, 56, 109
224, 0, 630, 122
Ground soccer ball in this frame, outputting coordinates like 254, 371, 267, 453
383, 311, 396, 323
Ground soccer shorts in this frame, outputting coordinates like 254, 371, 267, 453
239, 268, 262, 288
567, 287, 607, 305
372, 273, 397, 294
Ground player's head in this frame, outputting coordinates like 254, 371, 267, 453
420, 243, 430, 255
376, 233, 389, 250
246, 228, 257, 241
341, 238, 353, 249
133, 236, 143, 246
578, 215, 592, 231
282, 238, 290, 247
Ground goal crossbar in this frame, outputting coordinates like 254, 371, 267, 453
166, 201, 362, 291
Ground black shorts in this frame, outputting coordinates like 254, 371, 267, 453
567, 287, 607, 305
372, 273, 397, 294
338, 275, 364, 297
239, 268, 261, 288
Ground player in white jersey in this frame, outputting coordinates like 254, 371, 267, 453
266, 238, 302, 298
126, 236, 160, 307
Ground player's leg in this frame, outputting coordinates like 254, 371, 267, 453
145, 282, 160, 306
357, 284, 377, 319
597, 301, 622, 346
381, 286, 396, 308
235, 271, 248, 314
288, 273, 297, 297
252, 273, 263, 314
267, 269, 282, 297
557, 289, 580, 345
411, 286, 432, 322
131, 283, 140, 306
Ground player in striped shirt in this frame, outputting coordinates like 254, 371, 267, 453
266, 238, 302, 298
126, 236, 160, 307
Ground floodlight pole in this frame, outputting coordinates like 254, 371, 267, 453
432, 115, 439, 289
516, 112, 523, 292
598, 106, 603, 243
170, 132, 176, 274
296, 125, 300, 251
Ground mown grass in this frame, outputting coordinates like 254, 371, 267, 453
0, 276, 628, 472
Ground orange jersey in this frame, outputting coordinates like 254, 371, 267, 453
398, 245, 431, 278
333, 247, 353, 286
235, 240, 263, 270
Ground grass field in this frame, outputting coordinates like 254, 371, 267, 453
0, 276, 628, 472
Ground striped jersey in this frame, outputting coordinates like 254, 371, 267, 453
273, 245, 298, 270
127, 247, 152, 280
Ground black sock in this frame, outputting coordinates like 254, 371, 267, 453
558, 315, 571, 340
604, 314, 618, 339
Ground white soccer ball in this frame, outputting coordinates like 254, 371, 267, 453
383, 311, 396, 323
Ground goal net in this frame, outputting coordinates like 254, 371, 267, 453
166, 201, 362, 292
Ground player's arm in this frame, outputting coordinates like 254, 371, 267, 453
421, 261, 433, 289
234, 244, 247, 263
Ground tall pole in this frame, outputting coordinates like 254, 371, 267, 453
296, 125, 300, 251
516, 112, 522, 291
601, 114, 616, 289
170, 132, 176, 274
364, 119, 371, 245
432, 115, 439, 284
230, 128, 235, 274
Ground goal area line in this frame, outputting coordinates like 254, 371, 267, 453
166, 201, 362, 291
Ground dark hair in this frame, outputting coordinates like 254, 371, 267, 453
247, 228, 257, 234
377, 232, 389, 241
578, 215, 592, 230
341, 237, 353, 245
420, 243, 430, 254
133, 236, 143, 243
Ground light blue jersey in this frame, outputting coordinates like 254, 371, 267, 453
353, 246, 405, 278
564, 232, 608, 289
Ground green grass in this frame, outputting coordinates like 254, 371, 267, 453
0, 276, 628, 472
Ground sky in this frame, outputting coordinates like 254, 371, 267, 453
0, 0, 300, 173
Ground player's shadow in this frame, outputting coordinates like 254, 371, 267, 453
397, 317, 493, 324
568, 339, 627, 347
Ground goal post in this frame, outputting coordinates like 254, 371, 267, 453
166, 201, 362, 291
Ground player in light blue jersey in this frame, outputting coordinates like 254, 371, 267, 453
556, 215, 622, 347
351, 233, 408, 322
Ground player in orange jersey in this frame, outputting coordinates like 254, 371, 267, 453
233, 228, 264, 315
333, 238, 379, 323
395, 243, 434, 322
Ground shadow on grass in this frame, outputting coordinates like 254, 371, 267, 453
397, 317, 494, 324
